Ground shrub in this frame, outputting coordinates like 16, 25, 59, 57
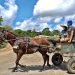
0, 42, 6, 49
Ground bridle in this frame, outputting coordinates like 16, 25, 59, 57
1, 30, 17, 42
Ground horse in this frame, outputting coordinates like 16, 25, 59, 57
1, 30, 55, 72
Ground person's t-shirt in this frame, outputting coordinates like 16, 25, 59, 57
61, 29, 68, 38
67, 26, 75, 40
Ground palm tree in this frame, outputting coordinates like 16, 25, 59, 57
0, 16, 3, 25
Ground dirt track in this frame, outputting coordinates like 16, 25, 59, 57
0, 44, 73, 75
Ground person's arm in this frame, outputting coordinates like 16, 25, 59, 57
68, 30, 74, 43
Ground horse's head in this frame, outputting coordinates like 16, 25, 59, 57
1, 29, 16, 42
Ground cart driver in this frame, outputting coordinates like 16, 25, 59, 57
59, 20, 75, 43
59, 24, 68, 42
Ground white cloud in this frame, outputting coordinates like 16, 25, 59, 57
14, 0, 75, 32
54, 17, 63, 23
16, 22, 21, 26
15, 18, 36, 31
0, 0, 18, 25
33, 0, 75, 31
64, 14, 75, 23
33, 0, 75, 17
54, 24, 63, 31
36, 17, 52, 23
15, 16, 74, 32
15, 15, 75, 32
15, 17, 53, 32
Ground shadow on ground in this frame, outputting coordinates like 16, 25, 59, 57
9, 61, 67, 72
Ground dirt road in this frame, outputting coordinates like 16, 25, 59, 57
0, 44, 73, 75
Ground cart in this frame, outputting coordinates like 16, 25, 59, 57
51, 42, 75, 74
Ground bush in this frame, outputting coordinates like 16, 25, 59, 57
0, 42, 6, 49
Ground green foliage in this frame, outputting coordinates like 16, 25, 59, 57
0, 25, 60, 37
52, 30, 60, 35
0, 42, 6, 49
14, 29, 38, 37
0, 16, 3, 25
13, 29, 27, 37
42, 28, 52, 36
13, 28, 60, 37
0, 25, 13, 32
4, 25, 13, 31
0, 27, 4, 31
29, 31, 37, 37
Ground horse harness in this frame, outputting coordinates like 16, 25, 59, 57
23, 37, 30, 53
13, 37, 31, 53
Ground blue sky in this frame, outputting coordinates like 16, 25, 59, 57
0, 0, 75, 31
13, 0, 37, 25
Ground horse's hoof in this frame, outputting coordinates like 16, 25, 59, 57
12, 69, 18, 72
12, 67, 18, 72
47, 64, 51, 67
12, 69, 16, 72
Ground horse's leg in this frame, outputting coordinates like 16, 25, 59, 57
17, 53, 25, 67
13, 50, 23, 72
40, 53, 51, 71
41, 54, 47, 70
46, 54, 51, 67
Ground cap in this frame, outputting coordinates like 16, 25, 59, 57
67, 20, 73, 26
61, 24, 68, 28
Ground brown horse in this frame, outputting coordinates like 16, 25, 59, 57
1, 30, 55, 72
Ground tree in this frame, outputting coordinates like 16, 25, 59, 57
27, 29, 37, 37
42, 28, 52, 36
0, 16, 3, 25
0, 27, 4, 31
52, 30, 60, 35
4, 25, 13, 31
14, 29, 28, 37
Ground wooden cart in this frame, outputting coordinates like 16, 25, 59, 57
51, 43, 75, 74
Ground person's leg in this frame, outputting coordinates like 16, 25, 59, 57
64, 38, 69, 42
60, 37, 69, 43
60, 37, 65, 42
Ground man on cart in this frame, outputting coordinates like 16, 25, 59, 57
59, 20, 75, 43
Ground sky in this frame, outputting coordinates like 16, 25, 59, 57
0, 0, 75, 32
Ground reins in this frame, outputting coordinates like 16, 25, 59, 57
4, 39, 17, 42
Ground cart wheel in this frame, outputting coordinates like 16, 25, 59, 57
52, 53, 63, 66
67, 58, 75, 74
